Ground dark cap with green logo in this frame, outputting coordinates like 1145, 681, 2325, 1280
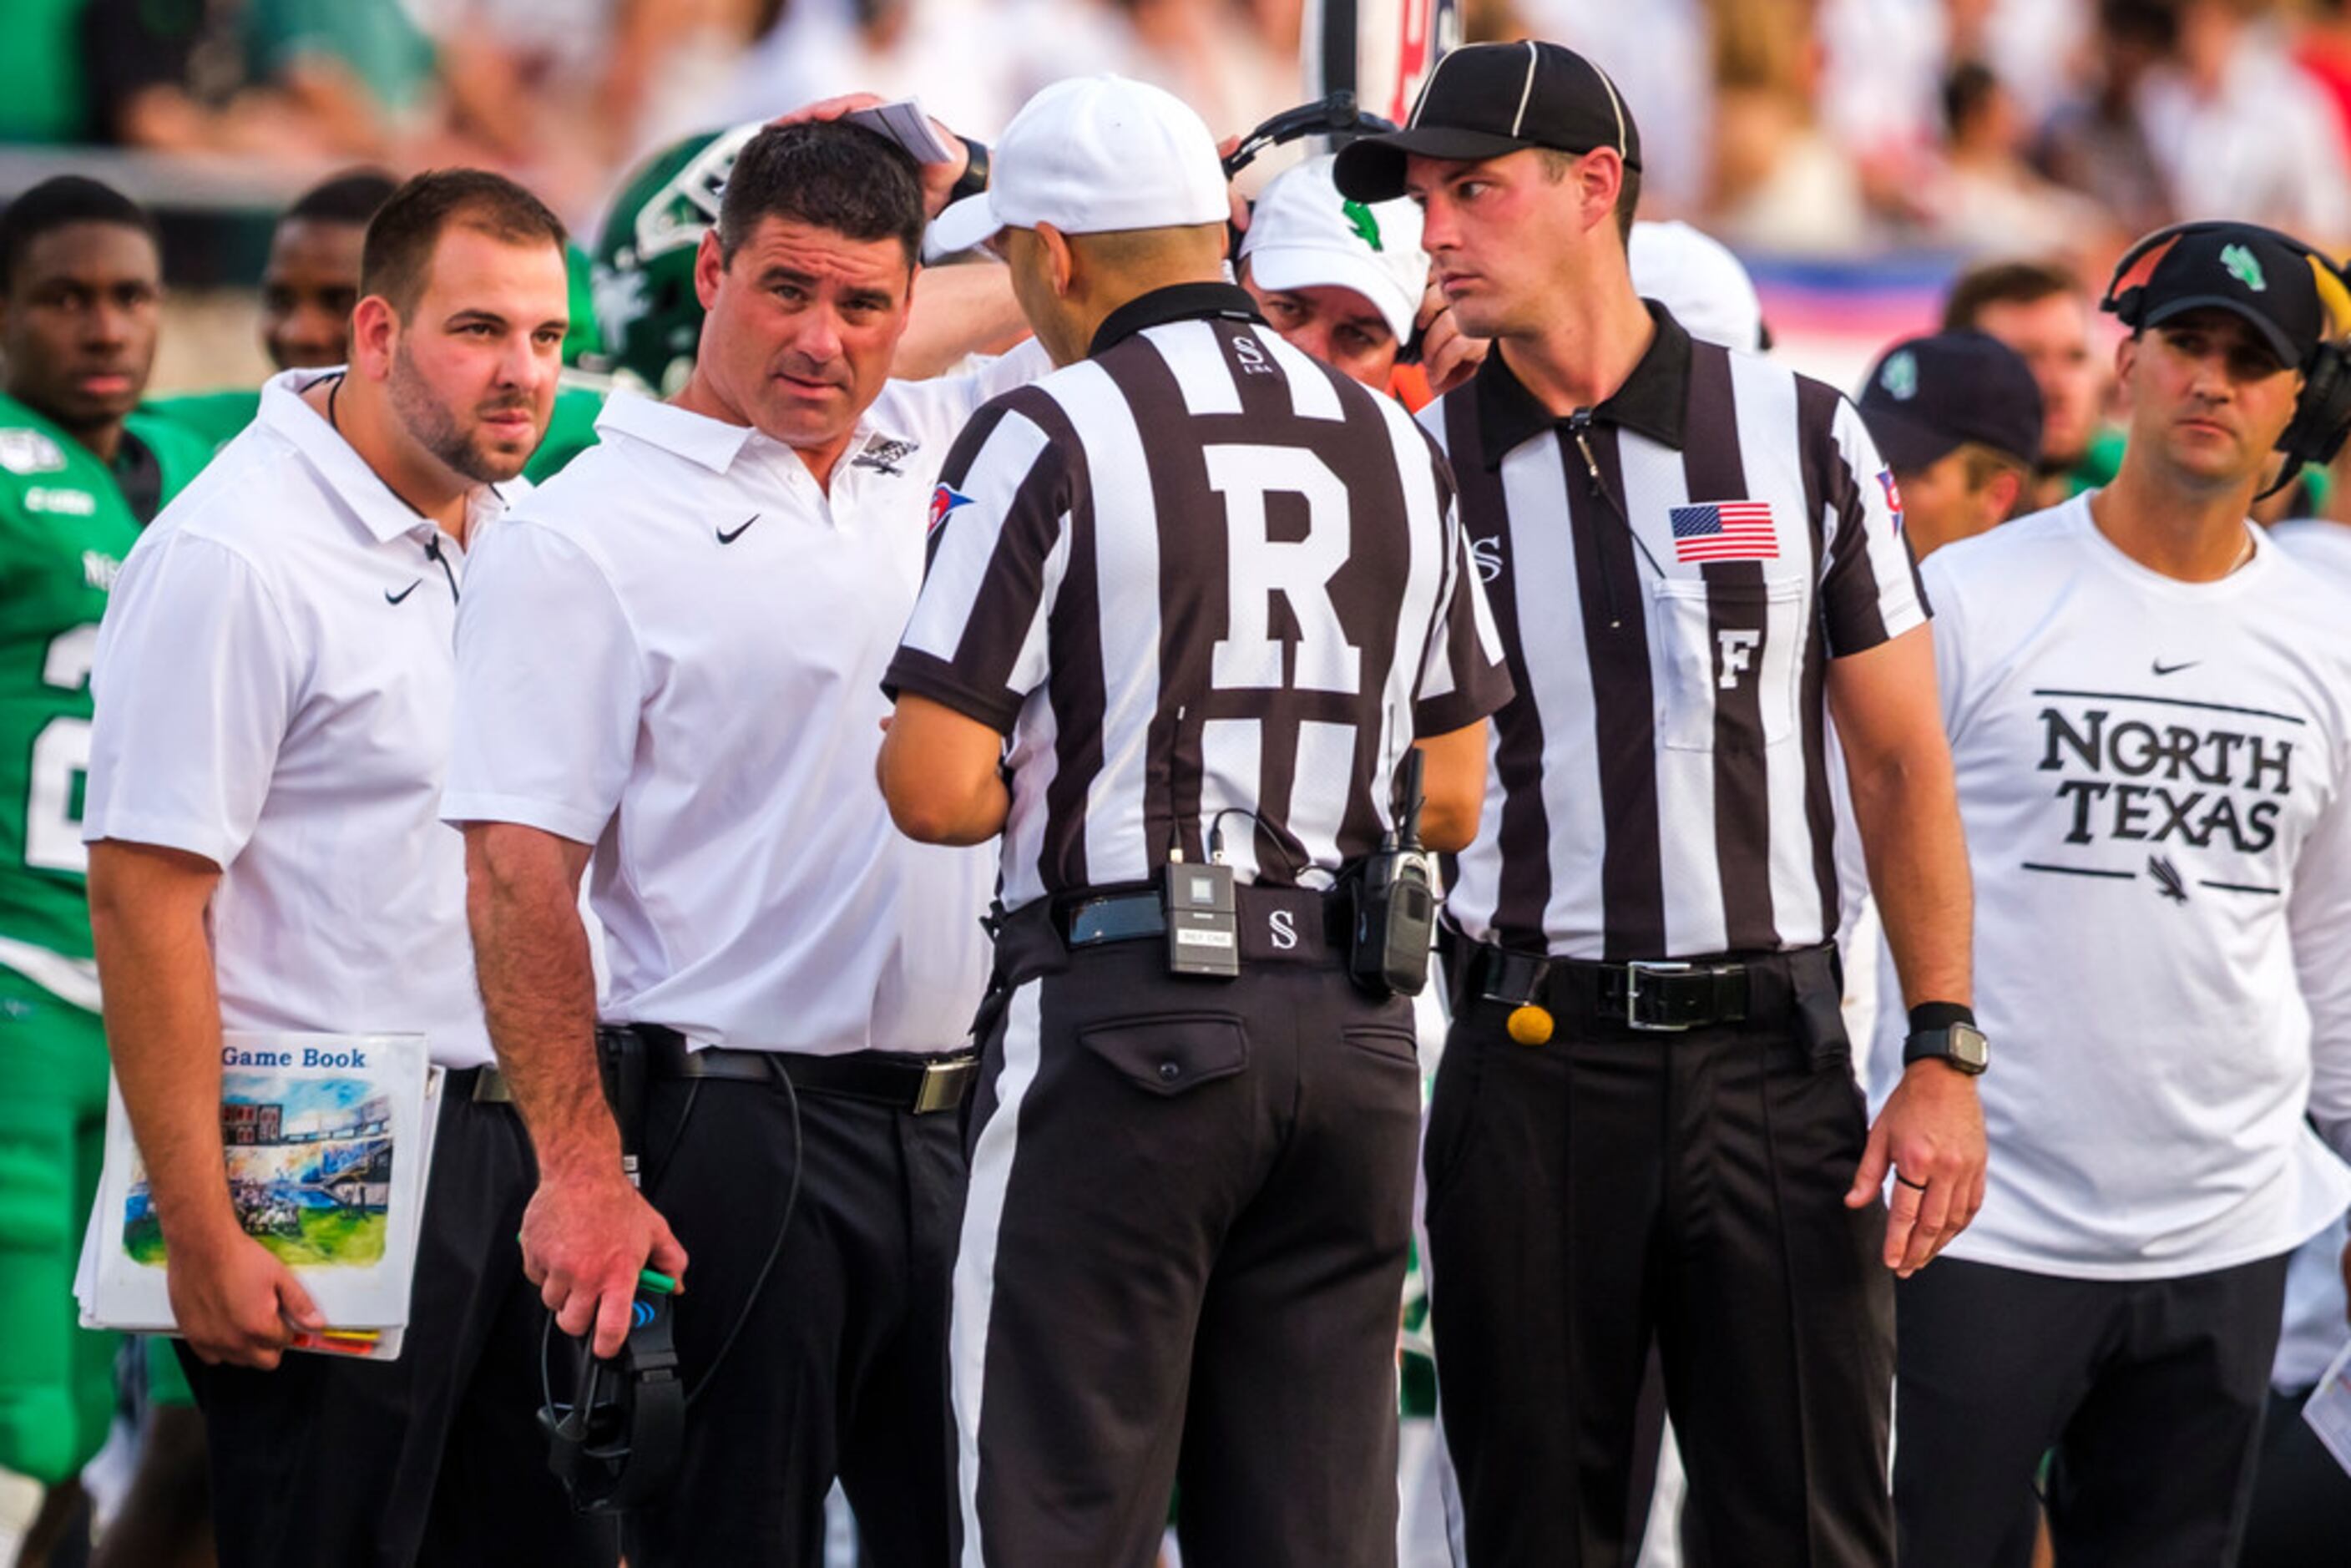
2125, 225, 2323, 372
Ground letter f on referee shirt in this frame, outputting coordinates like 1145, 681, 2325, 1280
1717, 628, 1760, 690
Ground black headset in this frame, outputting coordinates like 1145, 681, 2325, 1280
1221, 94, 1431, 362
1220, 91, 1398, 181
2100, 219, 2351, 497
538, 1280, 685, 1513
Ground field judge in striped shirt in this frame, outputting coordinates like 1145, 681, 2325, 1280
1335, 40, 1985, 1566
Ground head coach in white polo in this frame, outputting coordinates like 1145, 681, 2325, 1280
1335, 40, 1987, 1565
442, 117, 1047, 1565
81, 171, 609, 1568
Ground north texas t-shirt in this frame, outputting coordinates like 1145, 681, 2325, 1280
1880, 497, 2351, 1279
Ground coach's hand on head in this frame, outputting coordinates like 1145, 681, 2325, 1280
770, 93, 975, 220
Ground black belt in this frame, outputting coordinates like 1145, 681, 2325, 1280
626, 1024, 975, 1115
446, 1065, 516, 1103
1057, 885, 1346, 957
1453, 938, 1761, 1033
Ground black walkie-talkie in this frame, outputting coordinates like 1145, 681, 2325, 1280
1348, 747, 1436, 995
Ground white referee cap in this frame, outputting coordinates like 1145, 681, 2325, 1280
1241, 155, 1429, 343
929, 75, 1228, 257
1628, 220, 1765, 354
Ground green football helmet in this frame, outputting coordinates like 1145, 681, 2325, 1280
592, 122, 761, 395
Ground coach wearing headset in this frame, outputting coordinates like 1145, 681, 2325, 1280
1888, 220, 2351, 1566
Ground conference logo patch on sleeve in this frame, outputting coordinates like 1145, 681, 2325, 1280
928, 483, 973, 534
1878, 468, 1905, 535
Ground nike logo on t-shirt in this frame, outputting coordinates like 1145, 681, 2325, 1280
385, 580, 421, 604
2151, 660, 2199, 676
717, 513, 760, 544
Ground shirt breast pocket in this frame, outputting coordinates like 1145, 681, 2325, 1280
1649, 576, 1802, 753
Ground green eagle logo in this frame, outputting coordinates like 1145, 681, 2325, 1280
2220, 243, 2267, 292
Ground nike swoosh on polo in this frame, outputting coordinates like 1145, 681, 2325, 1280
385, 579, 422, 604
716, 513, 761, 544
2151, 660, 2199, 676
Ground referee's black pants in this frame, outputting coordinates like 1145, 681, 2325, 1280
622, 1056, 965, 1566
1425, 961, 1894, 1567
179, 1080, 617, 1568
1894, 1252, 2291, 1568
954, 927, 1423, 1567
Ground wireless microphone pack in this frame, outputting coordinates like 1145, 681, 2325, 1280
1348, 747, 1436, 996
1163, 857, 1241, 978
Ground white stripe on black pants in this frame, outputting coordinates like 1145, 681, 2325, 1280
1894, 1251, 2293, 1567
953, 929, 1422, 1567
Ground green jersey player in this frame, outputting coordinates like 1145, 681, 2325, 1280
0, 176, 207, 1558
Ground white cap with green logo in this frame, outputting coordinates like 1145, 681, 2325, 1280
1239, 154, 1430, 343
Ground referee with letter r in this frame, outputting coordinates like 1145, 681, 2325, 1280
878, 73, 1512, 1567
1335, 41, 1986, 1565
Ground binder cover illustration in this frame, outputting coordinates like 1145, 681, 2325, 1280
81, 1032, 440, 1346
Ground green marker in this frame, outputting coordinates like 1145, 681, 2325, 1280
639, 1267, 678, 1295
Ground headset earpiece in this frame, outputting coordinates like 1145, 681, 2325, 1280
2279, 340, 2351, 469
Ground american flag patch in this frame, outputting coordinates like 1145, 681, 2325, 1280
1670, 501, 1779, 564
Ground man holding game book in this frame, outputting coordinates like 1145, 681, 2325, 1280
81, 170, 614, 1568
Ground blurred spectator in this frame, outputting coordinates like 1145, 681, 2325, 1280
404, 0, 768, 207
2295, 0, 2351, 158
1708, 0, 1872, 252
1916, 60, 2113, 259
79, 0, 403, 159
716, 0, 1130, 142
1113, 0, 1296, 139
2036, 0, 2177, 237
1517, 0, 1713, 215
1816, 0, 1948, 188
1, 0, 96, 143
1969, 0, 2096, 129
2136, 0, 2350, 243
1943, 258, 2112, 513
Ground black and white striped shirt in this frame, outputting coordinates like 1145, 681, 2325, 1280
1428, 305, 1926, 961
886, 282, 1514, 913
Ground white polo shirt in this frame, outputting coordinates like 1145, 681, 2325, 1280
83, 371, 504, 1070
442, 349, 1047, 1056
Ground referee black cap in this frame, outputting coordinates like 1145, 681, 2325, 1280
1858, 331, 2043, 472
2109, 224, 2323, 372
1332, 41, 1641, 203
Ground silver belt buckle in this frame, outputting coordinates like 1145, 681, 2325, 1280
1624, 960, 1696, 1032
913, 1056, 976, 1115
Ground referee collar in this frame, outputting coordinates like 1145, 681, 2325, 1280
1090, 281, 1265, 357
1472, 301, 1691, 469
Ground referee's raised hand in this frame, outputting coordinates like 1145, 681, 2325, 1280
1846, 1061, 1989, 1277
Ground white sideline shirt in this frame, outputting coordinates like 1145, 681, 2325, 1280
1878, 497, 2351, 1279
443, 350, 1047, 1055
83, 372, 503, 1070
2269, 517, 2351, 592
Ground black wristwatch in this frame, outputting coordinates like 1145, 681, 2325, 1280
1903, 1002, 1990, 1076
950, 136, 990, 204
